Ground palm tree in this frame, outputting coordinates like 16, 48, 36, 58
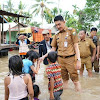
44, 7, 63, 23
15, 1, 26, 23
23, 11, 32, 25
30, 21, 41, 27
18, 1, 26, 15
6, 0, 14, 12
31, 0, 54, 25
4, 0, 14, 22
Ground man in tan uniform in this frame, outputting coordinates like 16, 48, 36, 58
40, 15, 81, 91
78, 30, 96, 77
90, 28, 100, 72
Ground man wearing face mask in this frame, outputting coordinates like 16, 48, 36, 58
90, 27, 100, 73
39, 29, 52, 76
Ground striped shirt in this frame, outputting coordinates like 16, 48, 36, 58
46, 63, 63, 92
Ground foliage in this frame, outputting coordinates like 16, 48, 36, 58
0, 4, 1, 10
4, 0, 14, 22
31, 0, 54, 23
30, 21, 41, 27
1, 0, 100, 32
83, 0, 100, 29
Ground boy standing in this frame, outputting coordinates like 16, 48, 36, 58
46, 51, 63, 100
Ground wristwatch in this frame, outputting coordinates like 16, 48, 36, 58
77, 58, 81, 61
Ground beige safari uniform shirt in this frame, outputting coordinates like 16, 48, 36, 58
78, 38, 96, 58
51, 27, 78, 56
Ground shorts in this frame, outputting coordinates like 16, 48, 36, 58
80, 56, 92, 71
58, 56, 78, 82
53, 89, 63, 100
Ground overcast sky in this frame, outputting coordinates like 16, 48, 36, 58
0, 0, 86, 13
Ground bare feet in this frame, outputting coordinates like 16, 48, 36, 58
63, 80, 68, 89
73, 81, 81, 92
88, 70, 92, 77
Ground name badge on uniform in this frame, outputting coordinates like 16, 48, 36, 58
64, 42, 68, 47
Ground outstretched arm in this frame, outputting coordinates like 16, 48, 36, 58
30, 61, 40, 74
39, 47, 56, 62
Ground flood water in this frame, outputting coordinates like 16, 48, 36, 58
0, 50, 100, 100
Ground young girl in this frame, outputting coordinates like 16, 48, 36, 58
22, 50, 40, 83
33, 84, 41, 100
4, 55, 34, 100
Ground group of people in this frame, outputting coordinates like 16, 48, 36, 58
78, 28, 100, 77
4, 15, 100, 100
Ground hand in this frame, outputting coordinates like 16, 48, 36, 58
96, 54, 99, 61
75, 60, 81, 70
24, 36, 27, 39
91, 56, 95, 62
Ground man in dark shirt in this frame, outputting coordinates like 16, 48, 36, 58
39, 30, 52, 76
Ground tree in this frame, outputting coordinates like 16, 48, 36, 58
44, 7, 63, 23
14, 1, 32, 25
4, 0, 14, 22
31, 0, 54, 24
30, 21, 41, 27
84, 0, 100, 29
23, 11, 32, 25
18, 1, 26, 15
5, 0, 14, 12
72, 5, 93, 31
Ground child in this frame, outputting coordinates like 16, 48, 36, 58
33, 84, 41, 100
4, 55, 34, 100
46, 51, 63, 100
22, 50, 40, 83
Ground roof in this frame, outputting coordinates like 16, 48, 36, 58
0, 10, 30, 18
10, 23, 28, 31
0, 15, 8, 23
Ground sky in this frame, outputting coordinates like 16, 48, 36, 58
0, 0, 86, 25
0, 0, 86, 13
